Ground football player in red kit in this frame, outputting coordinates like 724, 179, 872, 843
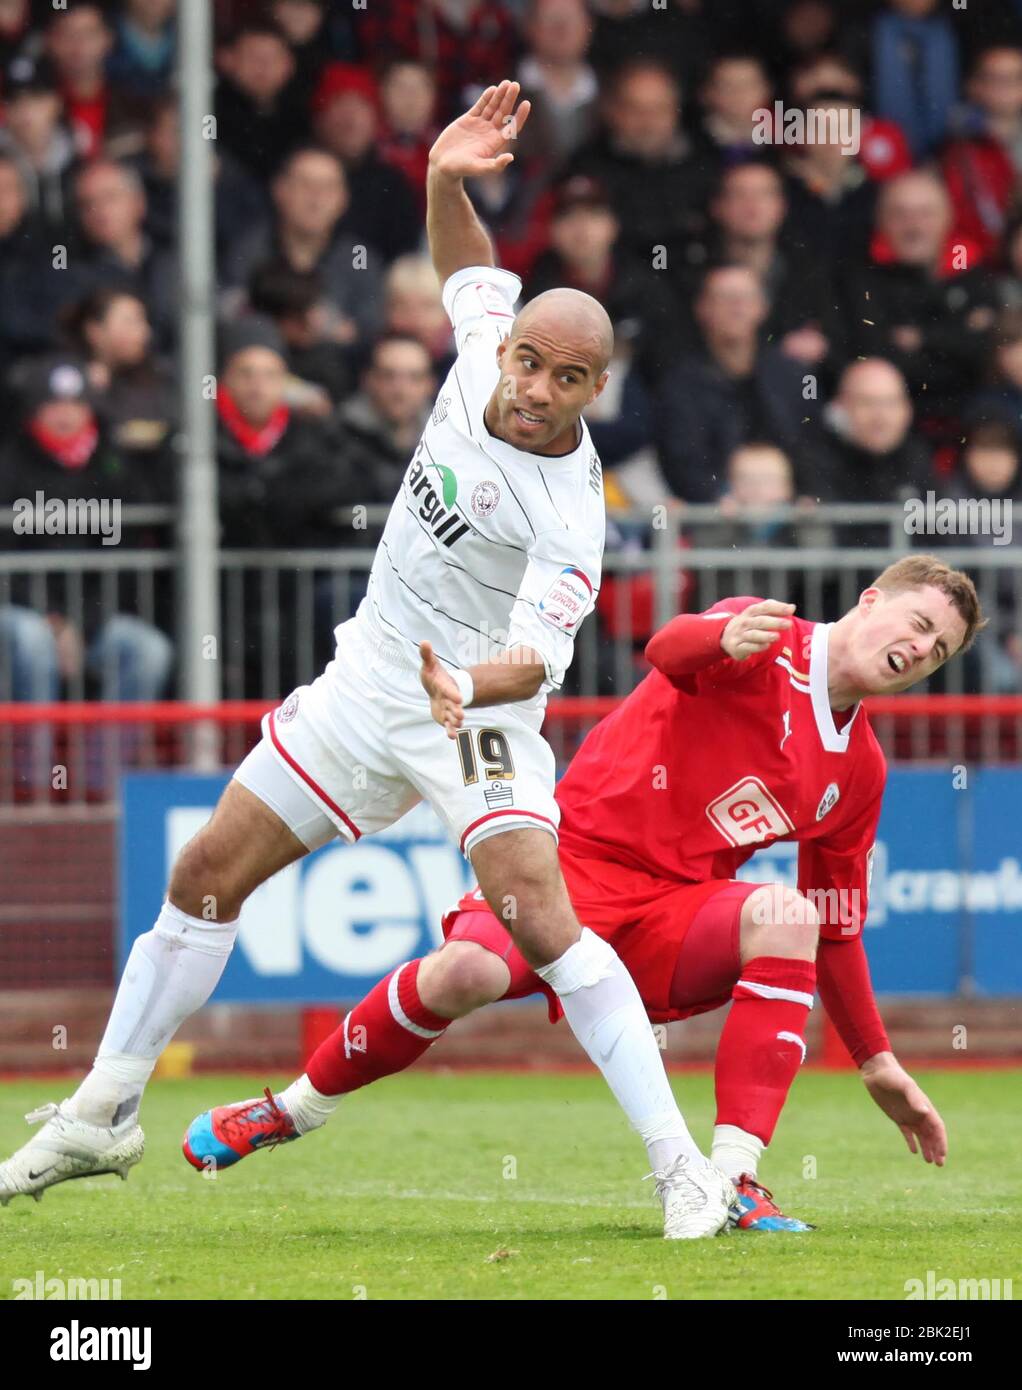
186, 556, 985, 1233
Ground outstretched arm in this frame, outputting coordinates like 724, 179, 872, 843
645, 599, 795, 679
427, 80, 531, 284
420, 641, 545, 737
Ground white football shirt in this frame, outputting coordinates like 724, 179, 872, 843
354, 263, 606, 708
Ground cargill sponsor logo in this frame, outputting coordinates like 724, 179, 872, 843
406, 458, 469, 548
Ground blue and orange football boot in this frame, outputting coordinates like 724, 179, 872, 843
728, 1173, 815, 1232
183, 1088, 300, 1172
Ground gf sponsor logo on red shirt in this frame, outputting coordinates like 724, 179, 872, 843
706, 776, 795, 847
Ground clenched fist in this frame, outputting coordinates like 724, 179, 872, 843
721, 600, 795, 661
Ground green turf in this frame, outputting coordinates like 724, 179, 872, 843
1, 1069, 1019, 1300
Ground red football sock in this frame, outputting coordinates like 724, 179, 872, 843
715, 956, 817, 1145
306, 959, 450, 1096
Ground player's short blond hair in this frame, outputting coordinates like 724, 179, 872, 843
870, 554, 987, 653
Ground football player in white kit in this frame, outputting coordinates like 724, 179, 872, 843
0, 82, 734, 1238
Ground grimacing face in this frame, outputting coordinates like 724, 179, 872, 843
489, 317, 608, 455
847, 585, 967, 694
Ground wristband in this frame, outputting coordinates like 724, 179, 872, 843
452, 668, 475, 707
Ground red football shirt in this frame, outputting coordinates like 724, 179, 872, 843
556, 598, 887, 939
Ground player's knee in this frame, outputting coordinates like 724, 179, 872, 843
742, 884, 819, 959
168, 829, 239, 921
428, 943, 510, 1017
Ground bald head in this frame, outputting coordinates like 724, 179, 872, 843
512, 288, 614, 374
487, 286, 612, 455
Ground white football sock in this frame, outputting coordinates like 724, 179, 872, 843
67, 900, 239, 1127
711, 1123, 764, 1181
535, 928, 707, 1171
279, 1074, 340, 1135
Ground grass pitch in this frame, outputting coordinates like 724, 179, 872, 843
0, 1069, 1019, 1300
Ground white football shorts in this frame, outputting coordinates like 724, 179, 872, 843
234, 614, 560, 859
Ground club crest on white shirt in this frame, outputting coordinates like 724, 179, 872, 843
277, 691, 300, 724
815, 781, 840, 821
471, 480, 500, 516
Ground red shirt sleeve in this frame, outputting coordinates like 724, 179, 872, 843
799, 776, 890, 1065
645, 596, 783, 691
816, 935, 891, 1066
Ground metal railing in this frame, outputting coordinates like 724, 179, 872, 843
1, 504, 1018, 707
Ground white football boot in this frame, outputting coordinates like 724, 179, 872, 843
0, 1101, 144, 1205
648, 1154, 737, 1239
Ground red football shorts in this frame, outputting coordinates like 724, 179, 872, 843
441, 851, 763, 1025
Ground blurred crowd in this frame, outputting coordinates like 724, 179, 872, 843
1, 0, 1022, 705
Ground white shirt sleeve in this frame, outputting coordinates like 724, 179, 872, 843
505, 527, 602, 691
441, 265, 522, 355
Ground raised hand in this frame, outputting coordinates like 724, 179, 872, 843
428, 80, 532, 180
721, 600, 795, 661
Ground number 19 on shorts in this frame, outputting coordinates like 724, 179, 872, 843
456, 729, 516, 784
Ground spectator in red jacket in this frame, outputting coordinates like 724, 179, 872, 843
45, 2, 144, 158
941, 45, 1022, 264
